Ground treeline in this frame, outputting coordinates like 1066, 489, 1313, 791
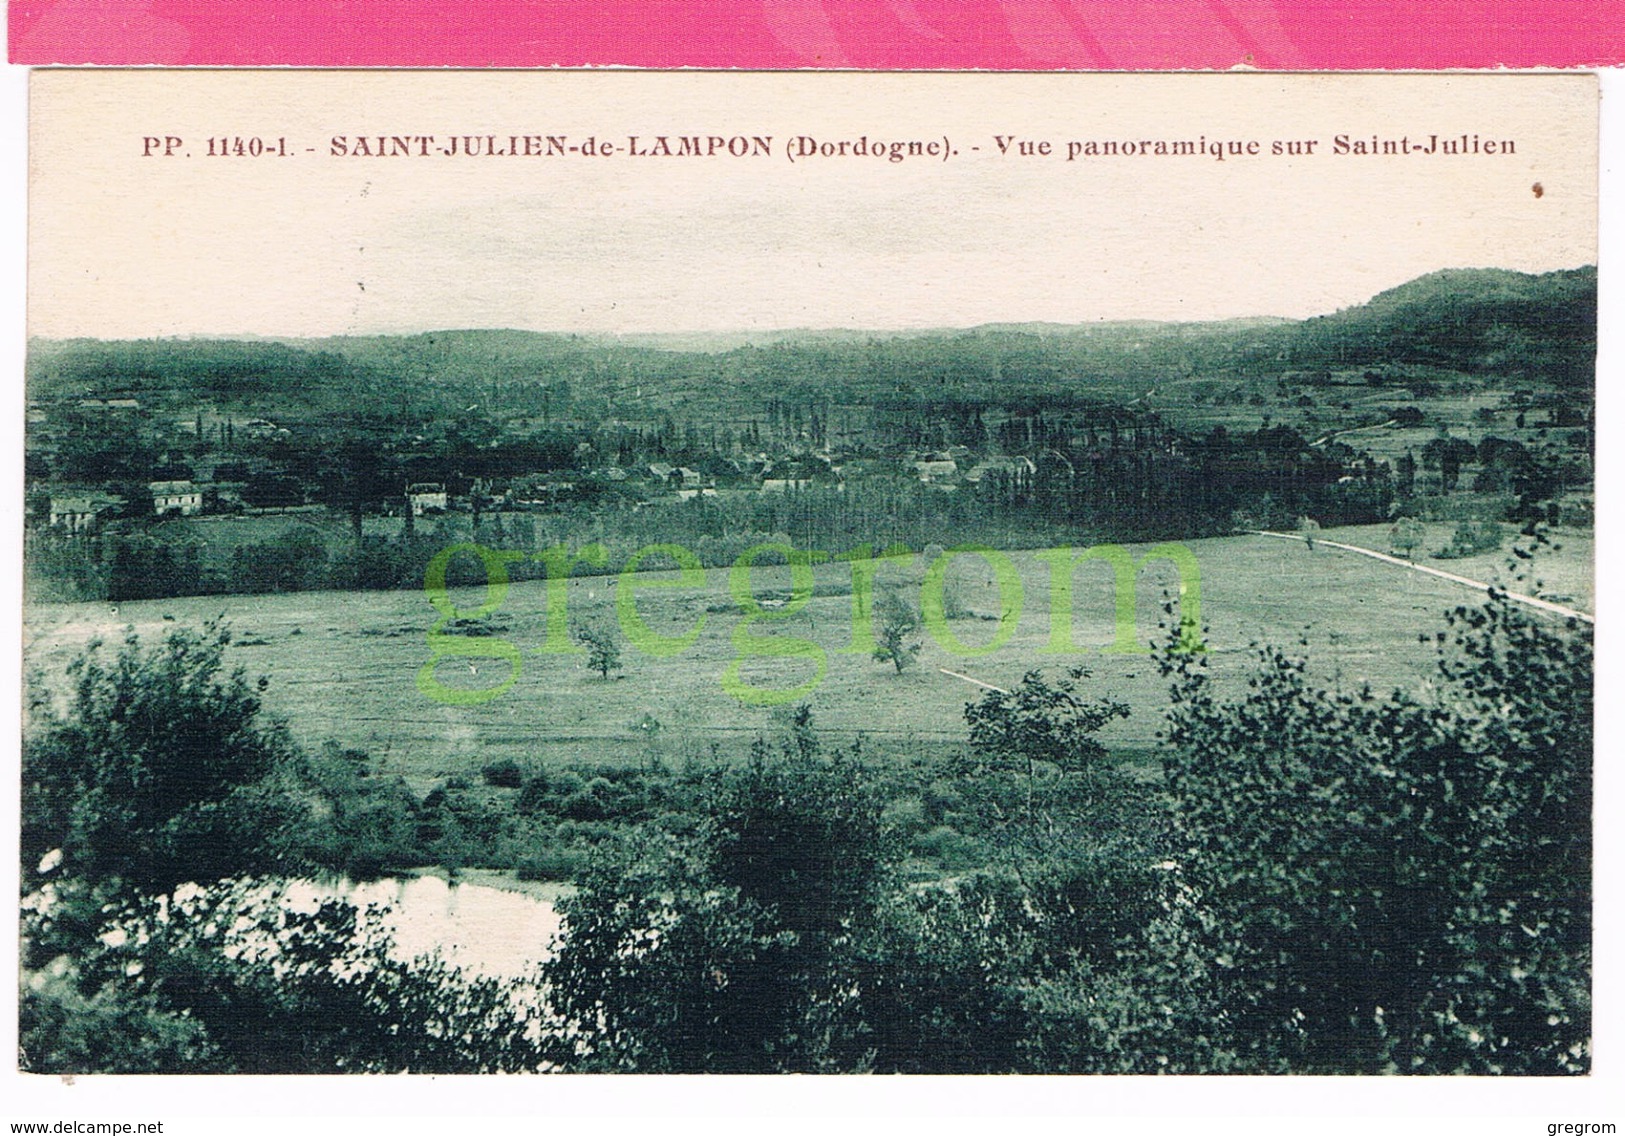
28, 266, 1595, 424
26, 423, 1403, 604
26, 338, 386, 405
20, 592, 1592, 1073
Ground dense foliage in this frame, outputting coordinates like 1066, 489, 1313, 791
20, 627, 544, 1073
539, 595, 1590, 1074
19, 589, 1592, 1074
22, 624, 301, 893
1156, 597, 1591, 1073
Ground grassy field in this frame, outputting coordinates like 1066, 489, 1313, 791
23, 527, 1591, 794
1310, 522, 1593, 610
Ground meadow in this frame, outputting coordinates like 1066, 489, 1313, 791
23, 524, 1590, 793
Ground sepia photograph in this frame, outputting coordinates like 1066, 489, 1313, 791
17, 70, 1598, 1078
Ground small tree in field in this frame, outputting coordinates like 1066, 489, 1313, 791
1296, 516, 1321, 551
871, 587, 922, 674
576, 622, 623, 679
1390, 516, 1426, 561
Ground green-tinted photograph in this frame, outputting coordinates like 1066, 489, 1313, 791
20, 71, 1596, 1075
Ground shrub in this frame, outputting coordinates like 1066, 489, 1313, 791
481, 759, 524, 789
22, 623, 301, 893
560, 779, 619, 822
515, 846, 587, 882
516, 772, 552, 815
881, 795, 928, 837
1158, 597, 1591, 1073
910, 825, 984, 871
552, 770, 586, 797
1433, 519, 1504, 560
920, 779, 965, 825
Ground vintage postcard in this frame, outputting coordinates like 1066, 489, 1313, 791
18, 70, 1598, 1081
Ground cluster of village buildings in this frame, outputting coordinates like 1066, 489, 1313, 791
33, 395, 1042, 539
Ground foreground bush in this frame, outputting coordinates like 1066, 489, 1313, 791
1157, 596, 1591, 1073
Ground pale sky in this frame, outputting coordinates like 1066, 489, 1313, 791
28, 71, 1597, 339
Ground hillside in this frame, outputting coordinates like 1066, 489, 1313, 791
25, 265, 1596, 419
1276, 266, 1596, 384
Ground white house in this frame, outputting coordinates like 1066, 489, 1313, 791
149, 480, 203, 516
50, 495, 117, 533
407, 482, 449, 516
912, 458, 959, 484
963, 455, 1037, 486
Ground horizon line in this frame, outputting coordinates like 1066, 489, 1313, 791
26, 263, 1595, 346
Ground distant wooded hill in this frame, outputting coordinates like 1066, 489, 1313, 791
26, 265, 1595, 417
1277, 266, 1595, 384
